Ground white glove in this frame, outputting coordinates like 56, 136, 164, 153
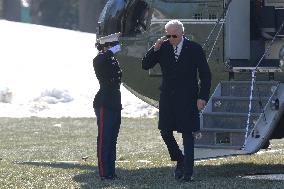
109, 44, 121, 54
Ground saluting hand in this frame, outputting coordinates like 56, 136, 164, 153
197, 99, 206, 111
109, 44, 121, 54
154, 36, 166, 51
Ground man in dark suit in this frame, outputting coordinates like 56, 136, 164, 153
142, 20, 211, 182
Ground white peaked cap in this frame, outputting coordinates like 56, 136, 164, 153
97, 32, 121, 45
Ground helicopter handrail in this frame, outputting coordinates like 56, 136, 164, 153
202, 0, 233, 49
206, 10, 227, 62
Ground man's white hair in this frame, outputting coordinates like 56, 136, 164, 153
165, 20, 184, 33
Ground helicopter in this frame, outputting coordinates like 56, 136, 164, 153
97, 0, 284, 159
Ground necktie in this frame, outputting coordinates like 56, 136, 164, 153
174, 46, 179, 62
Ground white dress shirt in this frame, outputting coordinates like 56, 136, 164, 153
173, 36, 184, 57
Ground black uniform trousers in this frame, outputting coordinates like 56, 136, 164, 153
95, 106, 121, 177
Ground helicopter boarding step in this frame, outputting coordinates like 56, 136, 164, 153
195, 80, 284, 156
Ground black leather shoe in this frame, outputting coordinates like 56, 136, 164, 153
181, 175, 193, 182
101, 175, 118, 181
174, 160, 184, 180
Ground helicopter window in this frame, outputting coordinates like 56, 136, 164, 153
209, 13, 217, 20
123, 0, 150, 36
194, 13, 203, 20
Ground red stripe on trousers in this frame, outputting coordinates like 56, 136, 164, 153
99, 106, 104, 177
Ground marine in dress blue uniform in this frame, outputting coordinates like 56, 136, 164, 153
93, 33, 122, 180
142, 20, 211, 182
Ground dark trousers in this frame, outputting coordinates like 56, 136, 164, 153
160, 130, 194, 177
95, 106, 121, 177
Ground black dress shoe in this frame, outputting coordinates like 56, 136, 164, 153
174, 160, 184, 180
181, 176, 193, 182
101, 174, 118, 181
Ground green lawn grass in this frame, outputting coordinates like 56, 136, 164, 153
0, 117, 283, 189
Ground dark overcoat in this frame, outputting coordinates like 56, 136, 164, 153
93, 50, 122, 111
142, 37, 211, 133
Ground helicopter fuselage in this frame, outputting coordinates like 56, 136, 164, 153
97, 0, 284, 141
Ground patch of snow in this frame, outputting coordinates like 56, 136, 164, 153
0, 20, 158, 118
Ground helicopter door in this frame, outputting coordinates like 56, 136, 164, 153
226, 0, 284, 73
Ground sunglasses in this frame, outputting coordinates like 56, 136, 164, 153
166, 35, 178, 39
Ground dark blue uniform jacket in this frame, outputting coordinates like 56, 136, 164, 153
142, 38, 211, 133
93, 50, 122, 111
